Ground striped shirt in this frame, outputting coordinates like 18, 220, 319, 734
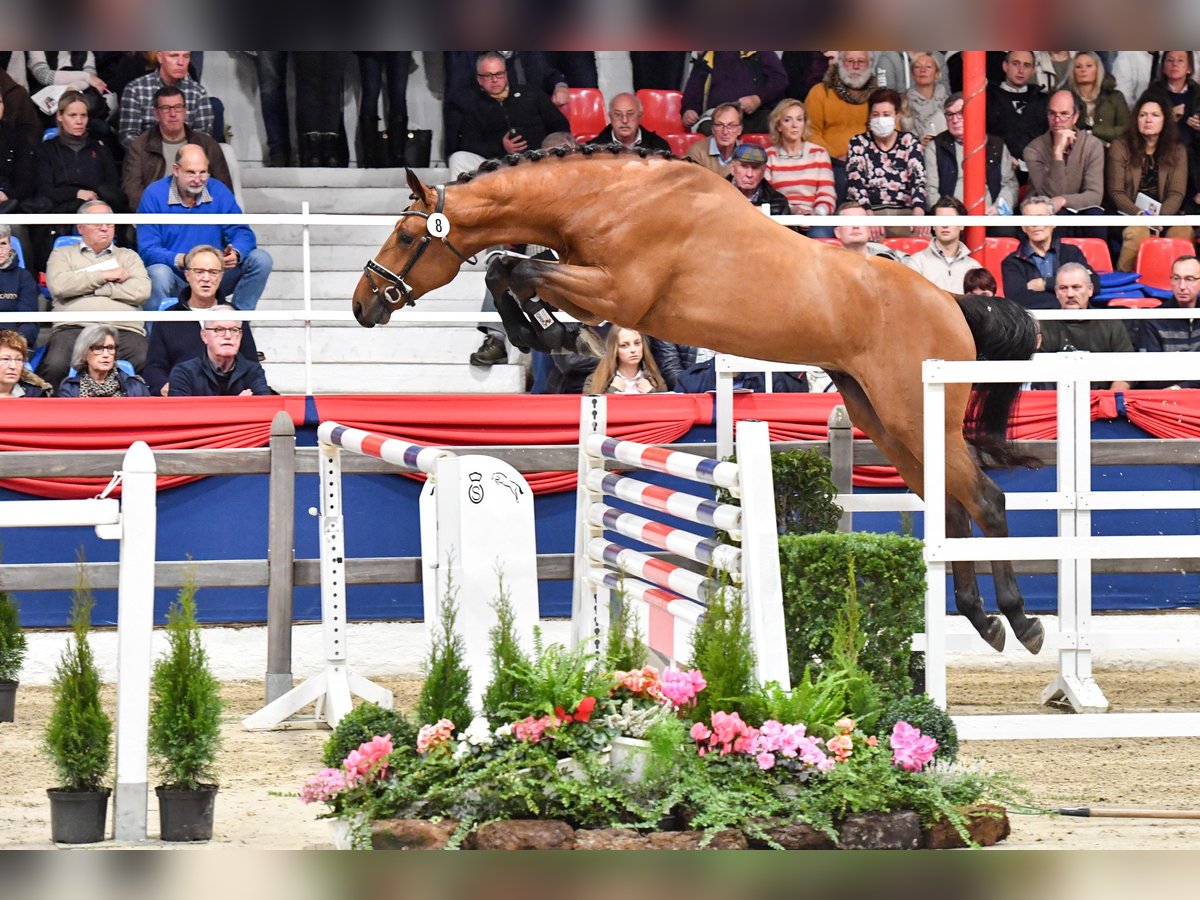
118, 72, 214, 148
765, 142, 836, 216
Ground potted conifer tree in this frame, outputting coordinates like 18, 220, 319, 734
43, 566, 112, 843
0, 586, 28, 722
147, 574, 223, 841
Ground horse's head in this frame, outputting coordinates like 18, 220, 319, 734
352, 169, 474, 328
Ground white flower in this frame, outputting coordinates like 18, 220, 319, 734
463, 716, 494, 747
495, 723, 513, 738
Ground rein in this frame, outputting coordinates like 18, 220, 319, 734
362, 184, 477, 309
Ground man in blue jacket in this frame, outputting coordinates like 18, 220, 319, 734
167, 304, 272, 396
136, 144, 272, 310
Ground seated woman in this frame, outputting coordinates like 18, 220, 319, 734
583, 327, 667, 394
0, 330, 53, 397
1105, 90, 1193, 272
57, 323, 151, 397
900, 52, 949, 145
764, 98, 836, 225
962, 268, 998, 296
1068, 51, 1129, 146
845, 87, 928, 236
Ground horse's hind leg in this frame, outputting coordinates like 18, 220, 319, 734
947, 498, 1006, 651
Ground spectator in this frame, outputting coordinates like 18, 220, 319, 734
674, 353, 810, 393
1137, 255, 1200, 387
648, 339, 702, 391
924, 92, 1018, 216
0, 90, 37, 213
986, 51, 1049, 166
0, 68, 41, 148
591, 93, 670, 151
1023, 89, 1106, 218
681, 51, 787, 135
805, 50, 877, 201
1036, 261, 1133, 391
900, 52, 949, 145
629, 52, 688, 92
963, 268, 998, 295
118, 51, 215, 149
0, 223, 39, 347
136, 144, 272, 310
1001, 195, 1099, 309
1106, 91, 1192, 272
57, 323, 151, 397
443, 52, 570, 156
544, 53, 598, 90
121, 85, 231, 211
167, 305, 271, 396
685, 102, 743, 178
1033, 51, 1075, 94
39, 200, 150, 388
355, 51, 413, 167
876, 51, 946, 93
25, 52, 115, 127
143, 244, 260, 395
252, 51, 291, 167
294, 52, 350, 168
584, 327, 667, 394
781, 52, 834, 104
765, 98, 836, 222
1113, 51, 1162, 110
904, 196, 982, 291
1156, 51, 1200, 209
447, 52, 569, 180
0, 330, 53, 397
845, 88, 928, 234
1068, 51, 1129, 146
726, 143, 790, 215
832, 200, 905, 260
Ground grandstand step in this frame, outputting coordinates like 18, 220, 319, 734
261, 361, 526, 394
254, 270, 486, 302
240, 166, 452, 189
244, 187, 433, 215
253, 323, 488, 364
255, 223, 398, 246
254, 296, 482, 314
259, 244, 388, 270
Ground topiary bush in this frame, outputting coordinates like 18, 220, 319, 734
323, 702, 418, 768
778, 532, 925, 700
415, 571, 473, 731
770, 448, 843, 535
0, 588, 27, 683
481, 573, 534, 724
687, 579, 756, 723
877, 693, 959, 763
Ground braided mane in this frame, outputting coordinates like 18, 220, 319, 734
453, 142, 697, 184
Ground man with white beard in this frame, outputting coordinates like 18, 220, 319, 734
805, 50, 878, 202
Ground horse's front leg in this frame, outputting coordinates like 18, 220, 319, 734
485, 253, 579, 353
507, 259, 624, 357
948, 498, 1006, 651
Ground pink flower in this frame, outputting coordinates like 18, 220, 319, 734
512, 713, 558, 744
660, 667, 707, 708
756, 752, 776, 771
834, 717, 856, 734
827, 733, 853, 762
890, 721, 938, 772
416, 718, 455, 754
690, 722, 711, 742
300, 768, 347, 804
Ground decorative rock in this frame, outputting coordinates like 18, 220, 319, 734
370, 818, 459, 850
574, 828, 650, 850
838, 811, 921, 850
467, 819, 576, 850
747, 820, 836, 850
646, 829, 748, 850
922, 805, 1011, 849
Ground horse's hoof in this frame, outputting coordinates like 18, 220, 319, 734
981, 617, 1006, 652
1016, 619, 1045, 655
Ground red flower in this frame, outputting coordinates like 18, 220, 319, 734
573, 696, 596, 723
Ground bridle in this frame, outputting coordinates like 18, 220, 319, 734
362, 184, 477, 309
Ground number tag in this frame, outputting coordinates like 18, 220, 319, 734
427, 213, 450, 237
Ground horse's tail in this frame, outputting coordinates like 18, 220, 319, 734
954, 292, 1041, 469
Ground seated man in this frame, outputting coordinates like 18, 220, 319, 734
38, 200, 151, 389
1001, 194, 1099, 309
122, 85, 231, 211
168, 304, 271, 396
0, 224, 39, 347
143, 244, 260, 395
924, 92, 1018, 215
832, 200, 905, 260
136, 144, 272, 310
674, 351, 810, 393
1022, 89, 1105, 217
685, 102, 742, 177
681, 51, 787, 134
447, 52, 569, 180
1137, 255, 1200, 388
649, 339, 702, 391
726, 142, 790, 214
985, 51, 1048, 167
118, 50, 215, 148
591, 93, 670, 151
903, 196, 981, 291
1037, 261, 1131, 391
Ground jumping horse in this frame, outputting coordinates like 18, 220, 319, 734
352, 145, 1044, 654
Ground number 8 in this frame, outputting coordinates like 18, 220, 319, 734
427, 213, 450, 237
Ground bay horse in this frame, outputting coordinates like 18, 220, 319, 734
352, 145, 1044, 654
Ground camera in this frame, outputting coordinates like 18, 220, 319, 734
506, 128, 521, 139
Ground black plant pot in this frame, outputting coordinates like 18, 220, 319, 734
157, 785, 217, 842
47, 788, 110, 843
0, 680, 16, 722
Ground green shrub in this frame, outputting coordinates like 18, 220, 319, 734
770, 448, 843, 535
687, 580, 756, 722
603, 575, 647, 672
415, 572, 473, 731
323, 702, 418, 767
43, 560, 111, 792
481, 573, 534, 723
778, 532, 924, 700
147, 574, 223, 790
0, 588, 27, 683
877, 693, 959, 763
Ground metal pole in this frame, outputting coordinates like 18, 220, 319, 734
265, 410, 296, 704
962, 50, 987, 257
827, 404, 853, 532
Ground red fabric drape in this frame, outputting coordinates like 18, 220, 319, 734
0, 397, 307, 499
1123, 390, 1200, 438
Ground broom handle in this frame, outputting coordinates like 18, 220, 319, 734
1057, 807, 1200, 820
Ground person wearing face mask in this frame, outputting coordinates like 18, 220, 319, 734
845, 88, 928, 236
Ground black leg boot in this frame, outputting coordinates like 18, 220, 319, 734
386, 116, 409, 167
299, 132, 323, 167
359, 118, 386, 167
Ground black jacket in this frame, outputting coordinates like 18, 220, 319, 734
168, 354, 271, 396
32, 135, 124, 213
0, 126, 35, 206
985, 82, 1048, 160
142, 287, 258, 395
590, 125, 671, 152
451, 85, 569, 160
649, 339, 700, 391
1000, 239, 1099, 310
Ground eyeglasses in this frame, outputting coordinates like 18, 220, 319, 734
1048, 111, 1076, 120
476, 71, 506, 81
204, 326, 242, 336
712, 122, 742, 131
156, 103, 185, 112
1171, 275, 1200, 284
610, 110, 639, 120
0, 356, 25, 366
89, 344, 117, 354
189, 267, 223, 278
946, 110, 965, 120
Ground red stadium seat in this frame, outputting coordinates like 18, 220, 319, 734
1107, 297, 1162, 309
883, 237, 930, 255
1136, 237, 1196, 290
1061, 237, 1113, 273
740, 133, 772, 149
978, 236, 1019, 297
635, 89, 684, 135
666, 132, 706, 156
564, 88, 607, 141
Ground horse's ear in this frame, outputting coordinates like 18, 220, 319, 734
406, 168, 436, 207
